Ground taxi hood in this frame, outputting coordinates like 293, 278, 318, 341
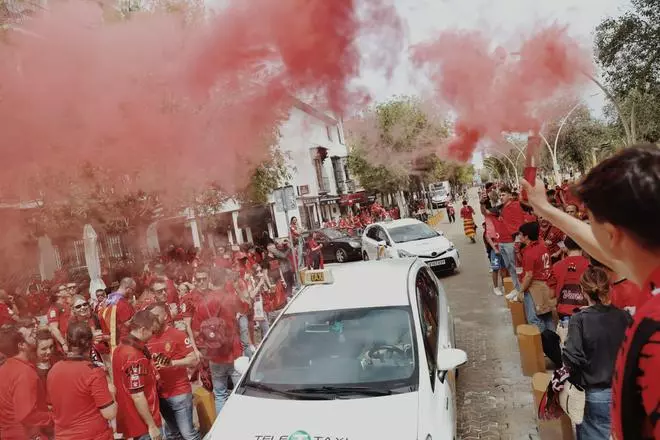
205, 392, 419, 440
394, 235, 452, 256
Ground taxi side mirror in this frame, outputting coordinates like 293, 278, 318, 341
234, 356, 250, 376
436, 348, 467, 383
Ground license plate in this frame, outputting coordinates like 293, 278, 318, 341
428, 259, 446, 267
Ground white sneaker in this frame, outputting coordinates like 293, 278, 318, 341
493, 287, 503, 296
506, 290, 519, 301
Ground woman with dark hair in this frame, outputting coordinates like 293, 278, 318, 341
47, 321, 116, 440
562, 266, 632, 439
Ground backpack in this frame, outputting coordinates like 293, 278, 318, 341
556, 262, 588, 317
198, 299, 235, 359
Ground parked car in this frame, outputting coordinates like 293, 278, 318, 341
430, 187, 451, 208
361, 218, 460, 274
303, 228, 363, 263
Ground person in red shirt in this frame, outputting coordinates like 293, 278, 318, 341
559, 179, 581, 208
518, 222, 555, 332
111, 310, 162, 440
564, 203, 580, 219
591, 261, 652, 317
550, 237, 590, 319
482, 185, 526, 292
192, 285, 242, 417
289, 216, 303, 269
0, 290, 19, 328
47, 321, 116, 440
305, 232, 324, 269
47, 285, 72, 354
460, 200, 477, 243
146, 303, 200, 440
522, 145, 660, 440
93, 289, 107, 317
34, 329, 56, 398
136, 279, 168, 312
0, 328, 52, 439
149, 264, 179, 311
539, 217, 566, 263
446, 202, 456, 224
99, 277, 136, 351
69, 295, 109, 367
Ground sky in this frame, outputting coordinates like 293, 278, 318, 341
356, 0, 631, 167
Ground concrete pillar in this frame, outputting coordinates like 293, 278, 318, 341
267, 223, 274, 239
532, 373, 575, 440
231, 211, 243, 244
206, 233, 216, 254
517, 324, 546, 377
503, 277, 514, 294
246, 227, 253, 244
146, 222, 160, 255
507, 298, 527, 334
189, 218, 202, 249
38, 235, 58, 281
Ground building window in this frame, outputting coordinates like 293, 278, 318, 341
314, 159, 327, 193
326, 125, 333, 141
337, 126, 345, 145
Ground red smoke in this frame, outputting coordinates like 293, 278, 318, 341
0, 0, 402, 202
412, 25, 593, 161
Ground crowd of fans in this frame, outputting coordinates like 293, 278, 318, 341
0, 237, 302, 440
0, 145, 658, 440
480, 144, 660, 440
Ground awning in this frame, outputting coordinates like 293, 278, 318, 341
301, 196, 318, 206
319, 196, 340, 205
339, 192, 368, 206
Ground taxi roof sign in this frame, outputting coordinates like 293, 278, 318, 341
300, 268, 334, 285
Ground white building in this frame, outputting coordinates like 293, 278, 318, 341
269, 99, 357, 236
158, 98, 361, 252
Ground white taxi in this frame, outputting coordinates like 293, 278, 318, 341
204, 260, 467, 440
362, 218, 461, 273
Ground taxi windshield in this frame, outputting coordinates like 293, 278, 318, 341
388, 223, 439, 243
239, 306, 417, 399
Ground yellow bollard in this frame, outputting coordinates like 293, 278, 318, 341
532, 373, 575, 440
516, 324, 546, 377
502, 277, 514, 295
193, 387, 217, 436
508, 298, 527, 335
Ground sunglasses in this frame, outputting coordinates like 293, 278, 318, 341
154, 287, 167, 293
73, 303, 89, 310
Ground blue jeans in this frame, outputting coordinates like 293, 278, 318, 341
238, 315, 269, 357
523, 292, 555, 333
499, 242, 520, 291
209, 361, 241, 416
577, 388, 611, 440
159, 393, 201, 440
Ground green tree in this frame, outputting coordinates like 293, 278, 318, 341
595, 0, 660, 96
238, 147, 291, 205
541, 105, 612, 178
346, 96, 452, 194
595, 0, 660, 144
